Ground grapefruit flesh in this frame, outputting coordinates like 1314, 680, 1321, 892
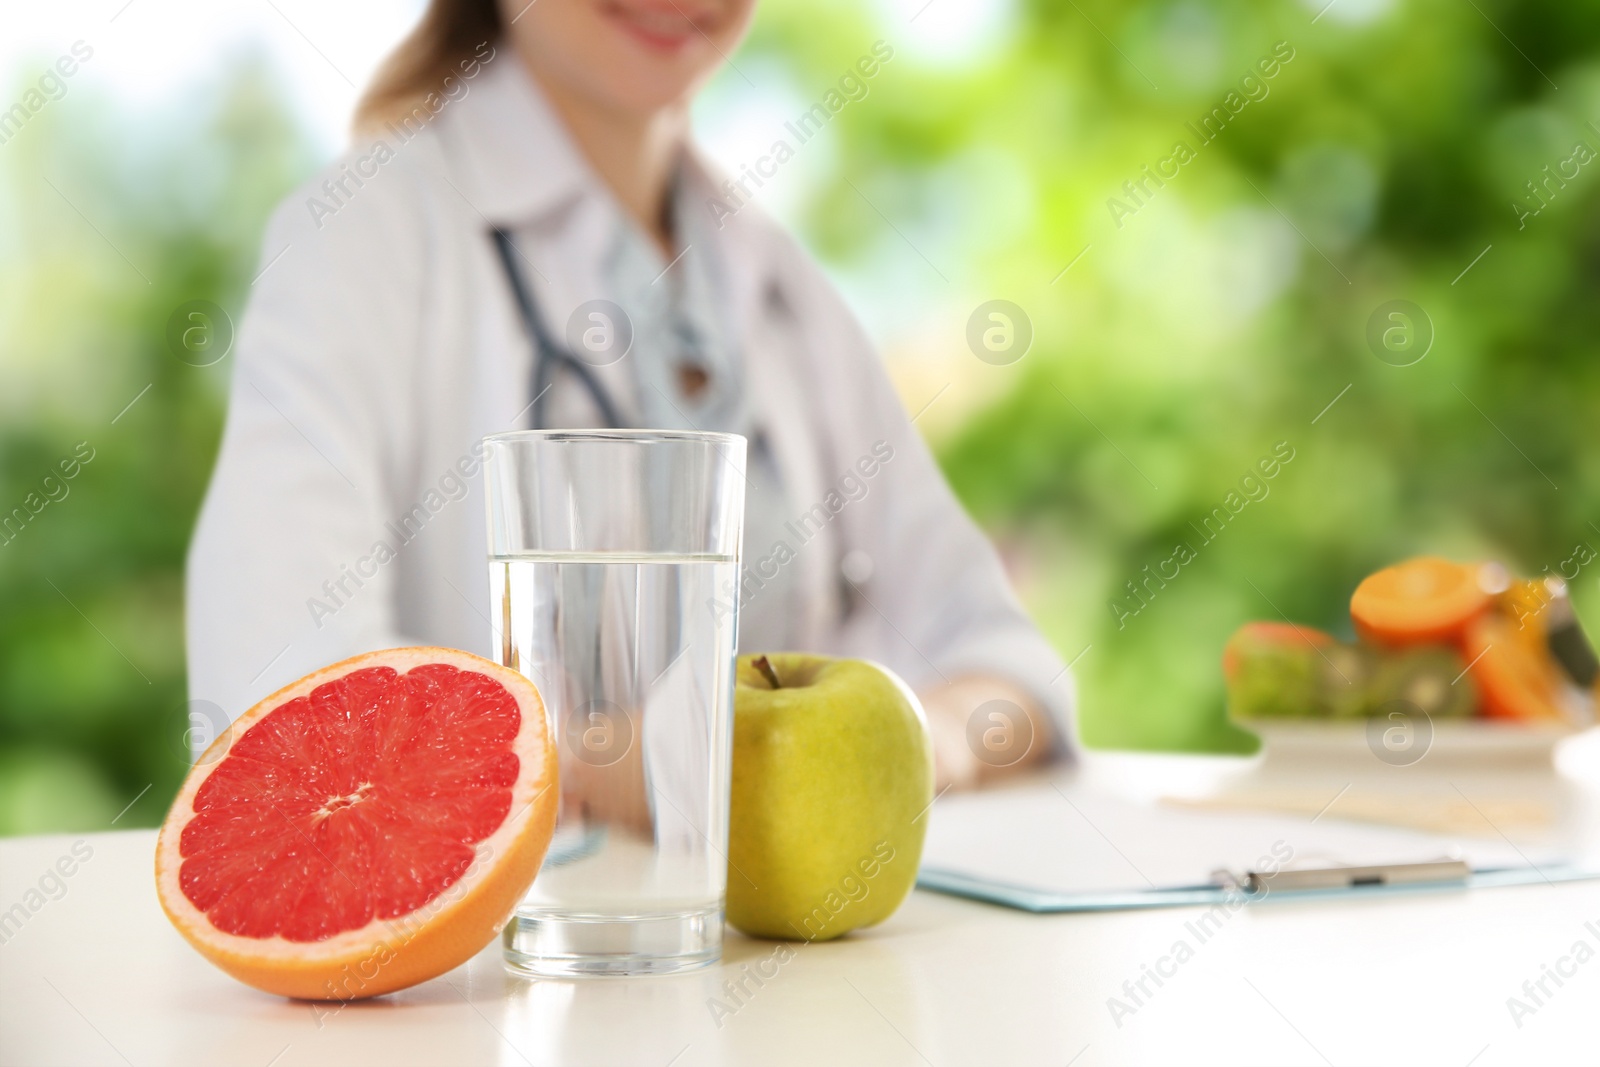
1350, 556, 1490, 647
156, 648, 557, 1000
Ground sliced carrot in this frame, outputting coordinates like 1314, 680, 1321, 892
1350, 557, 1491, 647
1462, 614, 1568, 723
1222, 620, 1335, 680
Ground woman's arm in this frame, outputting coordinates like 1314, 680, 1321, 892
780, 255, 1076, 785
187, 162, 429, 723
838, 417, 1075, 786
920, 675, 1056, 791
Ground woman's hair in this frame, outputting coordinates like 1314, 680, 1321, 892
353, 0, 502, 133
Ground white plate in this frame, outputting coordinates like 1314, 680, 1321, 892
1239, 718, 1578, 767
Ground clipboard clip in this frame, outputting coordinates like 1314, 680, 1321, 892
1214, 859, 1472, 894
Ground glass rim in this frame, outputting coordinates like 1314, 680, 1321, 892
482, 428, 747, 448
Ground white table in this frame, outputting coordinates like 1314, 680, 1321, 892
4, 763, 1599, 1067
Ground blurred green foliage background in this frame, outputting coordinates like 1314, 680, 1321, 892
4, 0, 1600, 833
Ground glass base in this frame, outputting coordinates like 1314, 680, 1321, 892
502, 906, 723, 978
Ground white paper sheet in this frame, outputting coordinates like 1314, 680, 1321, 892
920, 777, 1559, 897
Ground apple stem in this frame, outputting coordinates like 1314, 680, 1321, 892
752, 655, 782, 689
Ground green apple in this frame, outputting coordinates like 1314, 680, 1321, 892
726, 653, 934, 941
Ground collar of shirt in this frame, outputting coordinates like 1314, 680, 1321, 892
434, 49, 589, 226
438, 54, 777, 424
430, 53, 828, 646
607, 176, 748, 436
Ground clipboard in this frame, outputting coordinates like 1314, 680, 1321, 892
914, 776, 1599, 913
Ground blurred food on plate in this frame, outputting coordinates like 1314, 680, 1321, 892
1225, 557, 1597, 728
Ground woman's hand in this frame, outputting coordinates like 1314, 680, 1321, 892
917, 675, 1054, 792
556, 673, 1054, 834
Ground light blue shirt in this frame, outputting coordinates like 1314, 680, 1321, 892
604, 170, 803, 652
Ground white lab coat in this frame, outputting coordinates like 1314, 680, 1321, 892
186, 54, 1074, 749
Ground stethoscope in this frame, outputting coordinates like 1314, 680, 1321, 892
492, 226, 863, 623
490, 226, 802, 571
491, 227, 625, 430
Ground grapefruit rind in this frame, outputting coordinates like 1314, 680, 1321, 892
155, 647, 556, 1001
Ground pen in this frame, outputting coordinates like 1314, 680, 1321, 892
1239, 859, 1472, 893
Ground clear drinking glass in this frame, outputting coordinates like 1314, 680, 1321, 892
483, 429, 746, 977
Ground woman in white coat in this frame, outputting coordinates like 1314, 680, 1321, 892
187, 0, 1073, 788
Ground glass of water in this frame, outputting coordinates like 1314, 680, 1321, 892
483, 429, 746, 977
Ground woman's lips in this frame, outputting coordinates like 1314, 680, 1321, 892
601, 1, 713, 53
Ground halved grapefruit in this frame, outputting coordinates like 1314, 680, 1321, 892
1350, 557, 1490, 647
156, 648, 557, 1001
